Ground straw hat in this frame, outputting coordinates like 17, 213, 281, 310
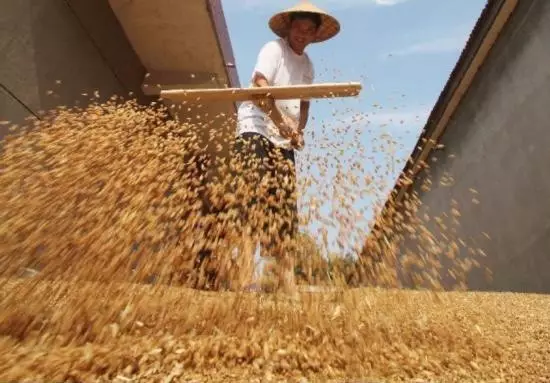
268, 1, 340, 43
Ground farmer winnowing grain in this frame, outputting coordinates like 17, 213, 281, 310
231, 1, 340, 292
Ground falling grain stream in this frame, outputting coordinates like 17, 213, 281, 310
0, 99, 548, 382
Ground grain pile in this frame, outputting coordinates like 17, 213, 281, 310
0, 98, 548, 382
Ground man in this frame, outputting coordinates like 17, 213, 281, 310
231, 1, 340, 292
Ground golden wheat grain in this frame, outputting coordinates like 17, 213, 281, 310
0, 98, 546, 382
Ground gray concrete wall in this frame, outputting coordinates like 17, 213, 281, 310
0, 0, 152, 139
400, 0, 550, 293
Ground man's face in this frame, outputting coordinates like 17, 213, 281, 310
288, 17, 318, 54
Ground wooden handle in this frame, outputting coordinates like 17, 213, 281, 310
156, 82, 362, 103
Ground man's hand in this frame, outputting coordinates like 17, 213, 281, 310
250, 73, 306, 150
278, 114, 297, 138
279, 115, 305, 150
255, 101, 305, 150
290, 132, 305, 150
254, 96, 275, 115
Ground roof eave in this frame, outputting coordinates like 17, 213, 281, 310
206, 0, 241, 114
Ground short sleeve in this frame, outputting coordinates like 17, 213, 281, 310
252, 41, 282, 85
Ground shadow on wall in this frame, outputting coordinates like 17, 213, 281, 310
0, 0, 150, 139
31, 1, 124, 111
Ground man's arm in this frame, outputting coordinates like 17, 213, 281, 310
298, 100, 310, 132
288, 100, 309, 150
252, 74, 285, 129
291, 59, 314, 149
252, 73, 297, 139
249, 41, 298, 139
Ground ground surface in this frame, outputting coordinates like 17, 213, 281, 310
0, 279, 549, 382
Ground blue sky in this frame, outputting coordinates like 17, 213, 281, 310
221, 0, 486, 255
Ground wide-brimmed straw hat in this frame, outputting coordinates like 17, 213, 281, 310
268, 1, 340, 43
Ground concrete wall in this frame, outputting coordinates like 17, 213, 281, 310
400, 0, 550, 293
0, 0, 152, 139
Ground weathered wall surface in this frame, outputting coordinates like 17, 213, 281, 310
401, 0, 550, 293
0, 0, 151, 139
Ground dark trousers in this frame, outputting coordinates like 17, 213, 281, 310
193, 132, 298, 288
229, 132, 298, 256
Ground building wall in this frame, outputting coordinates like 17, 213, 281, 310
400, 0, 550, 293
0, 0, 152, 139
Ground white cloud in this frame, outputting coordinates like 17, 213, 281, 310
329, 107, 430, 131
389, 35, 468, 56
223, 0, 410, 11
381, 24, 472, 58
322, 0, 411, 6
373, 0, 409, 5
363, 109, 429, 127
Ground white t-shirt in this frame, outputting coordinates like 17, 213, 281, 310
237, 38, 315, 149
